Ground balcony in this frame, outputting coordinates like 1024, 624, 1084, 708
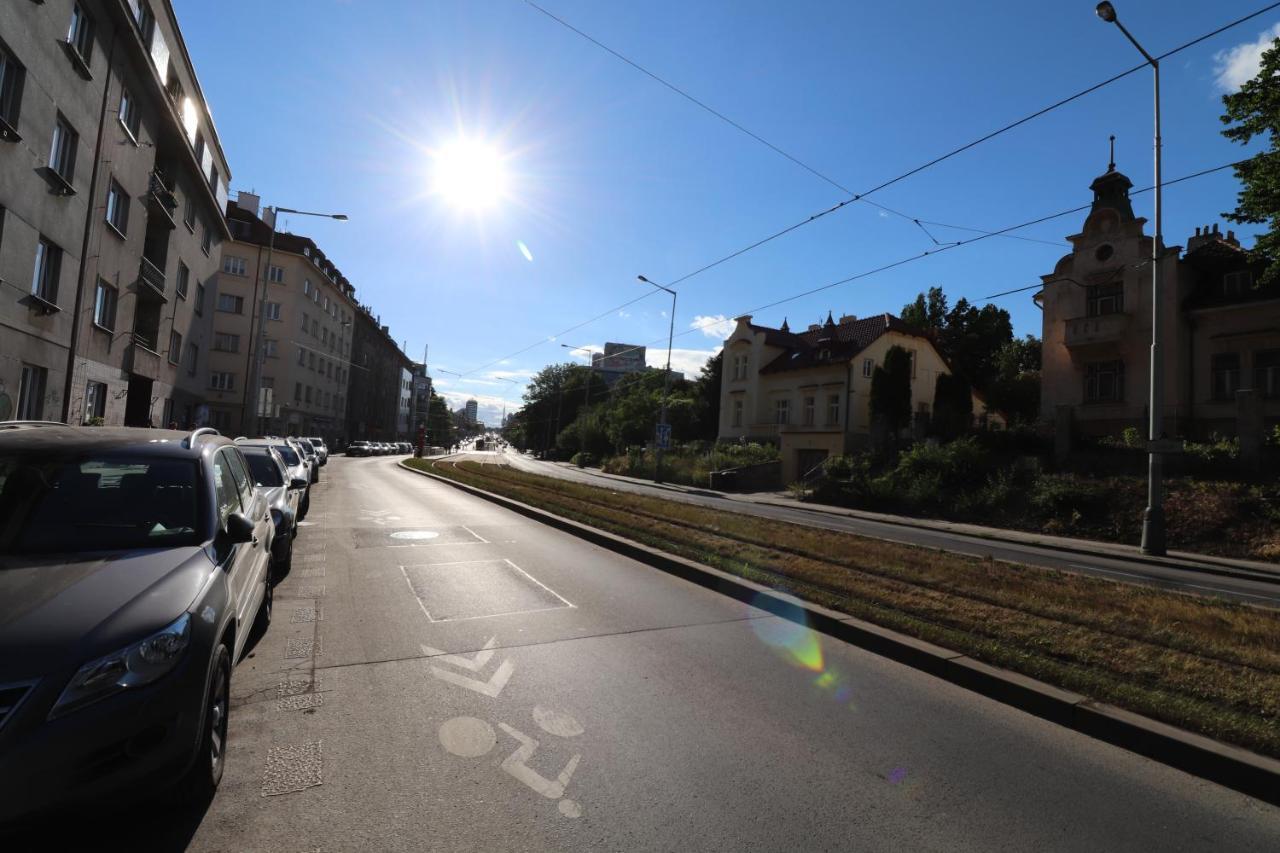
1064, 312, 1131, 353
146, 170, 178, 229
123, 335, 162, 381
137, 257, 166, 301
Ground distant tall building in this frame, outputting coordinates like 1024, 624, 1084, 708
591, 342, 647, 387
464, 398, 478, 426
409, 362, 433, 434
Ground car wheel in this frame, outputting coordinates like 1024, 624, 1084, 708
299, 491, 310, 521
175, 643, 231, 803
274, 535, 293, 584
255, 571, 273, 633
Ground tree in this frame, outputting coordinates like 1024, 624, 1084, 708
426, 392, 457, 448
1221, 35, 1280, 285
870, 345, 913, 439
932, 372, 973, 439
692, 351, 723, 440
900, 286, 949, 333
986, 335, 1042, 424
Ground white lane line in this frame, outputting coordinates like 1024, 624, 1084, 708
1069, 564, 1277, 601
399, 564, 434, 621
462, 525, 490, 543
504, 558, 575, 609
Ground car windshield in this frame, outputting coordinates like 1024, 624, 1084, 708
244, 453, 283, 487
273, 444, 301, 466
0, 453, 201, 554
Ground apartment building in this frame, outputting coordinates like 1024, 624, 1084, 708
344, 306, 412, 442
464, 398, 478, 426
1036, 160, 1279, 439
205, 192, 356, 443
719, 312, 976, 482
1, 0, 230, 426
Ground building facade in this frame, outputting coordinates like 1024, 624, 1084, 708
344, 307, 412, 441
591, 341, 647, 387
719, 312, 977, 482
1037, 162, 1279, 439
1, 0, 230, 427
409, 361, 432, 437
464, 398, 478, 426
205, 193, 355, 443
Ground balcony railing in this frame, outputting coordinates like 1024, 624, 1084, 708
1064, 312, 1131, 350
138, 256, 166, 300
147, 170, 178, 229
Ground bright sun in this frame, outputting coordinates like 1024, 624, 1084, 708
431, 137, 508, 211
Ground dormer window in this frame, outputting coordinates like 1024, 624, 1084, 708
1223, 270, 1251, 296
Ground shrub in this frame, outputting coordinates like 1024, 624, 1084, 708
570, 452, 595, 468
1028, 474, 1113, 523
1183, 434, 1239, 465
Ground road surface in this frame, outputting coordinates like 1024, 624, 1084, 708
15, 454, 1279, 852
496, 449, 1280, 608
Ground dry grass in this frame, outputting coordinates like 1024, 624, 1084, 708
408, 458, 1280, 758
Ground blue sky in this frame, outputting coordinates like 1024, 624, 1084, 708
174, 0, 1279, 424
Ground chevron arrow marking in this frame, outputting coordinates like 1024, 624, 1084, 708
429, 658, 514, 698
420, 637, 498, 672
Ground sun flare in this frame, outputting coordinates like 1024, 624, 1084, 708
431, 137, 509, 211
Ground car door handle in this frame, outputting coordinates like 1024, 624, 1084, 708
252, 535, 260, 546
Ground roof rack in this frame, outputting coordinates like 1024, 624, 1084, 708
183, 426, 221, 449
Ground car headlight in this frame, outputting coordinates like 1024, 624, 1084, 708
49, 613, 192, 719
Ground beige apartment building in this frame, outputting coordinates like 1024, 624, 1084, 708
719, 312, 985, 482
205, 192, 355, 443
1036, 161, 1279, 439
0, 0, 230, 427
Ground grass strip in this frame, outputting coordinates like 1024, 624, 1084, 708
409, 458, 1280, 758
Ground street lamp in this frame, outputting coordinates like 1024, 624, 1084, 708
637, 275, 676, 484
1096, 1, 1166, 555
249, 205, 347, 436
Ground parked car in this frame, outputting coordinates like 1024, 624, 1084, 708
236, 441, 308, 576
290, 438, 320, 483
397, 442, 411, 454
0, 424, 275, 822
256, 438, 312, 520
303, 437, 328, 466
346, 440, 372, 457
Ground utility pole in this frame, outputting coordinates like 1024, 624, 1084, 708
637, 276, 676, 484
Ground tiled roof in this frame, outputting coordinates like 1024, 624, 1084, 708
758, 313, 932, 374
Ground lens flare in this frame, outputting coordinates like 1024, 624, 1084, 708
751, 593, 857, 708
517, 240, 534, 262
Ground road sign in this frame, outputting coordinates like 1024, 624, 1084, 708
655, 423, 671, 450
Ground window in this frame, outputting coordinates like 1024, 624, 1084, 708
200, 221, 212, 255
184, 342, 198, 376
168, 330, 181, 364
908, 350, 917, 380
827, 394, 840, 426
1223, 270, 1252, 296
297, 347, 306, 366
731, 398, 743, 427
118, 87, 140, 140
303, 279, 312, 297
212, 332, 239, 353
132, 0, 156, 42
193, 129, 205, 164
319, 358, 325, 375
1256, 351, 1280, 398
17, 364, 47, 419
1086, 281, 1124, 317
304, 386, 313, 404
775, 398, 790, 425
67, 3, 94, 67
175, 261, 189, 298
322, 295, 329, 311
266, 264, 284, 283
211, 450, 242, 529
264, 339, 277, 358
84, 380, 106, 422
216, 293, 243, 314
105, 178, 129, 234
301, 311, 309, 331
194, 282, 205, 316
93, 280, 117, 330
221, 255, 246, 276
803, 395, 815, 426
183, 190, 195, 230
210, 371, 235, 391
327, 362, 334, 379
294, 382, 302, 402
208, 165, 218, 194
265, 301, 281, 320
862, 358, 874, 378
31, 236, 61, 303
0, 43, 26, 136
1211, 353, 1241, 401
1084, 360, 1124, 403
321, 327, 328, 345
308, 352, 316, 370
49, 115, 78, 187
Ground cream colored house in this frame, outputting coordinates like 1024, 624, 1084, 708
1037, 161, 1279, 440
719, 312, 991, 482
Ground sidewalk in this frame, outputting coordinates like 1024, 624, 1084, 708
533, 459, 1280, 581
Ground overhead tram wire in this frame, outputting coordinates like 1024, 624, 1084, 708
475, 3, 1280, 380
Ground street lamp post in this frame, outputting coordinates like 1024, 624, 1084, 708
637, 275, 676, 484
1096, 2, 1165, 555
249, 205, 347, 436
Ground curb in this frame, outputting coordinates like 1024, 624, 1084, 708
400, 459, 1280, 807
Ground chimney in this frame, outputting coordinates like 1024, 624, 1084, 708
236, 190, 260, 216
839, 314, 857, 325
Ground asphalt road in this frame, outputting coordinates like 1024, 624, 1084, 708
17, 454, 1279, 852
498, 449, 1280, 608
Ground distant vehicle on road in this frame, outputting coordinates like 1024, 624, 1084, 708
474, 439, 486, 451
0, 424, 275, 822
302, 437, 328, 465
346, 440, 372, 457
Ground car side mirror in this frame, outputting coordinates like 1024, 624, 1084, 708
225, 512, 255, 544
290, 477, 308, 490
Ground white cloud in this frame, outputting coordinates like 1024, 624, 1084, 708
1213, 22, 1280, 91
646, 346, 721, 379
618, 309, 630, 319
690, 314, 734, 341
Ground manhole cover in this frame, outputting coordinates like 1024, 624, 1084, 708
390, 530, 440, 540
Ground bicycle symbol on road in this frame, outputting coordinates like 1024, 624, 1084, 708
425, 637, 585, 819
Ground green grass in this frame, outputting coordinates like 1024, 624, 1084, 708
406, 457, 1280, 759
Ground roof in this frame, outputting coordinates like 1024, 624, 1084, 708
1180, 241, 1278, 311
225, 201, 353, 293
757, 313, 933, 374
0, 425, 228, 455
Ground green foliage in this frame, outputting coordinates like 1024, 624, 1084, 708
600, 441, 778, 487
1182, 434, 1240, 465
84, 416, 105, 427
1220, 35, 1280, 285
931, 372, 973, 439
1271, 424, 1280, 447
570, 451, 595, 468
1097, 426, 1144, 450
870, 345, 913, 437
426, 392, 457, 448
